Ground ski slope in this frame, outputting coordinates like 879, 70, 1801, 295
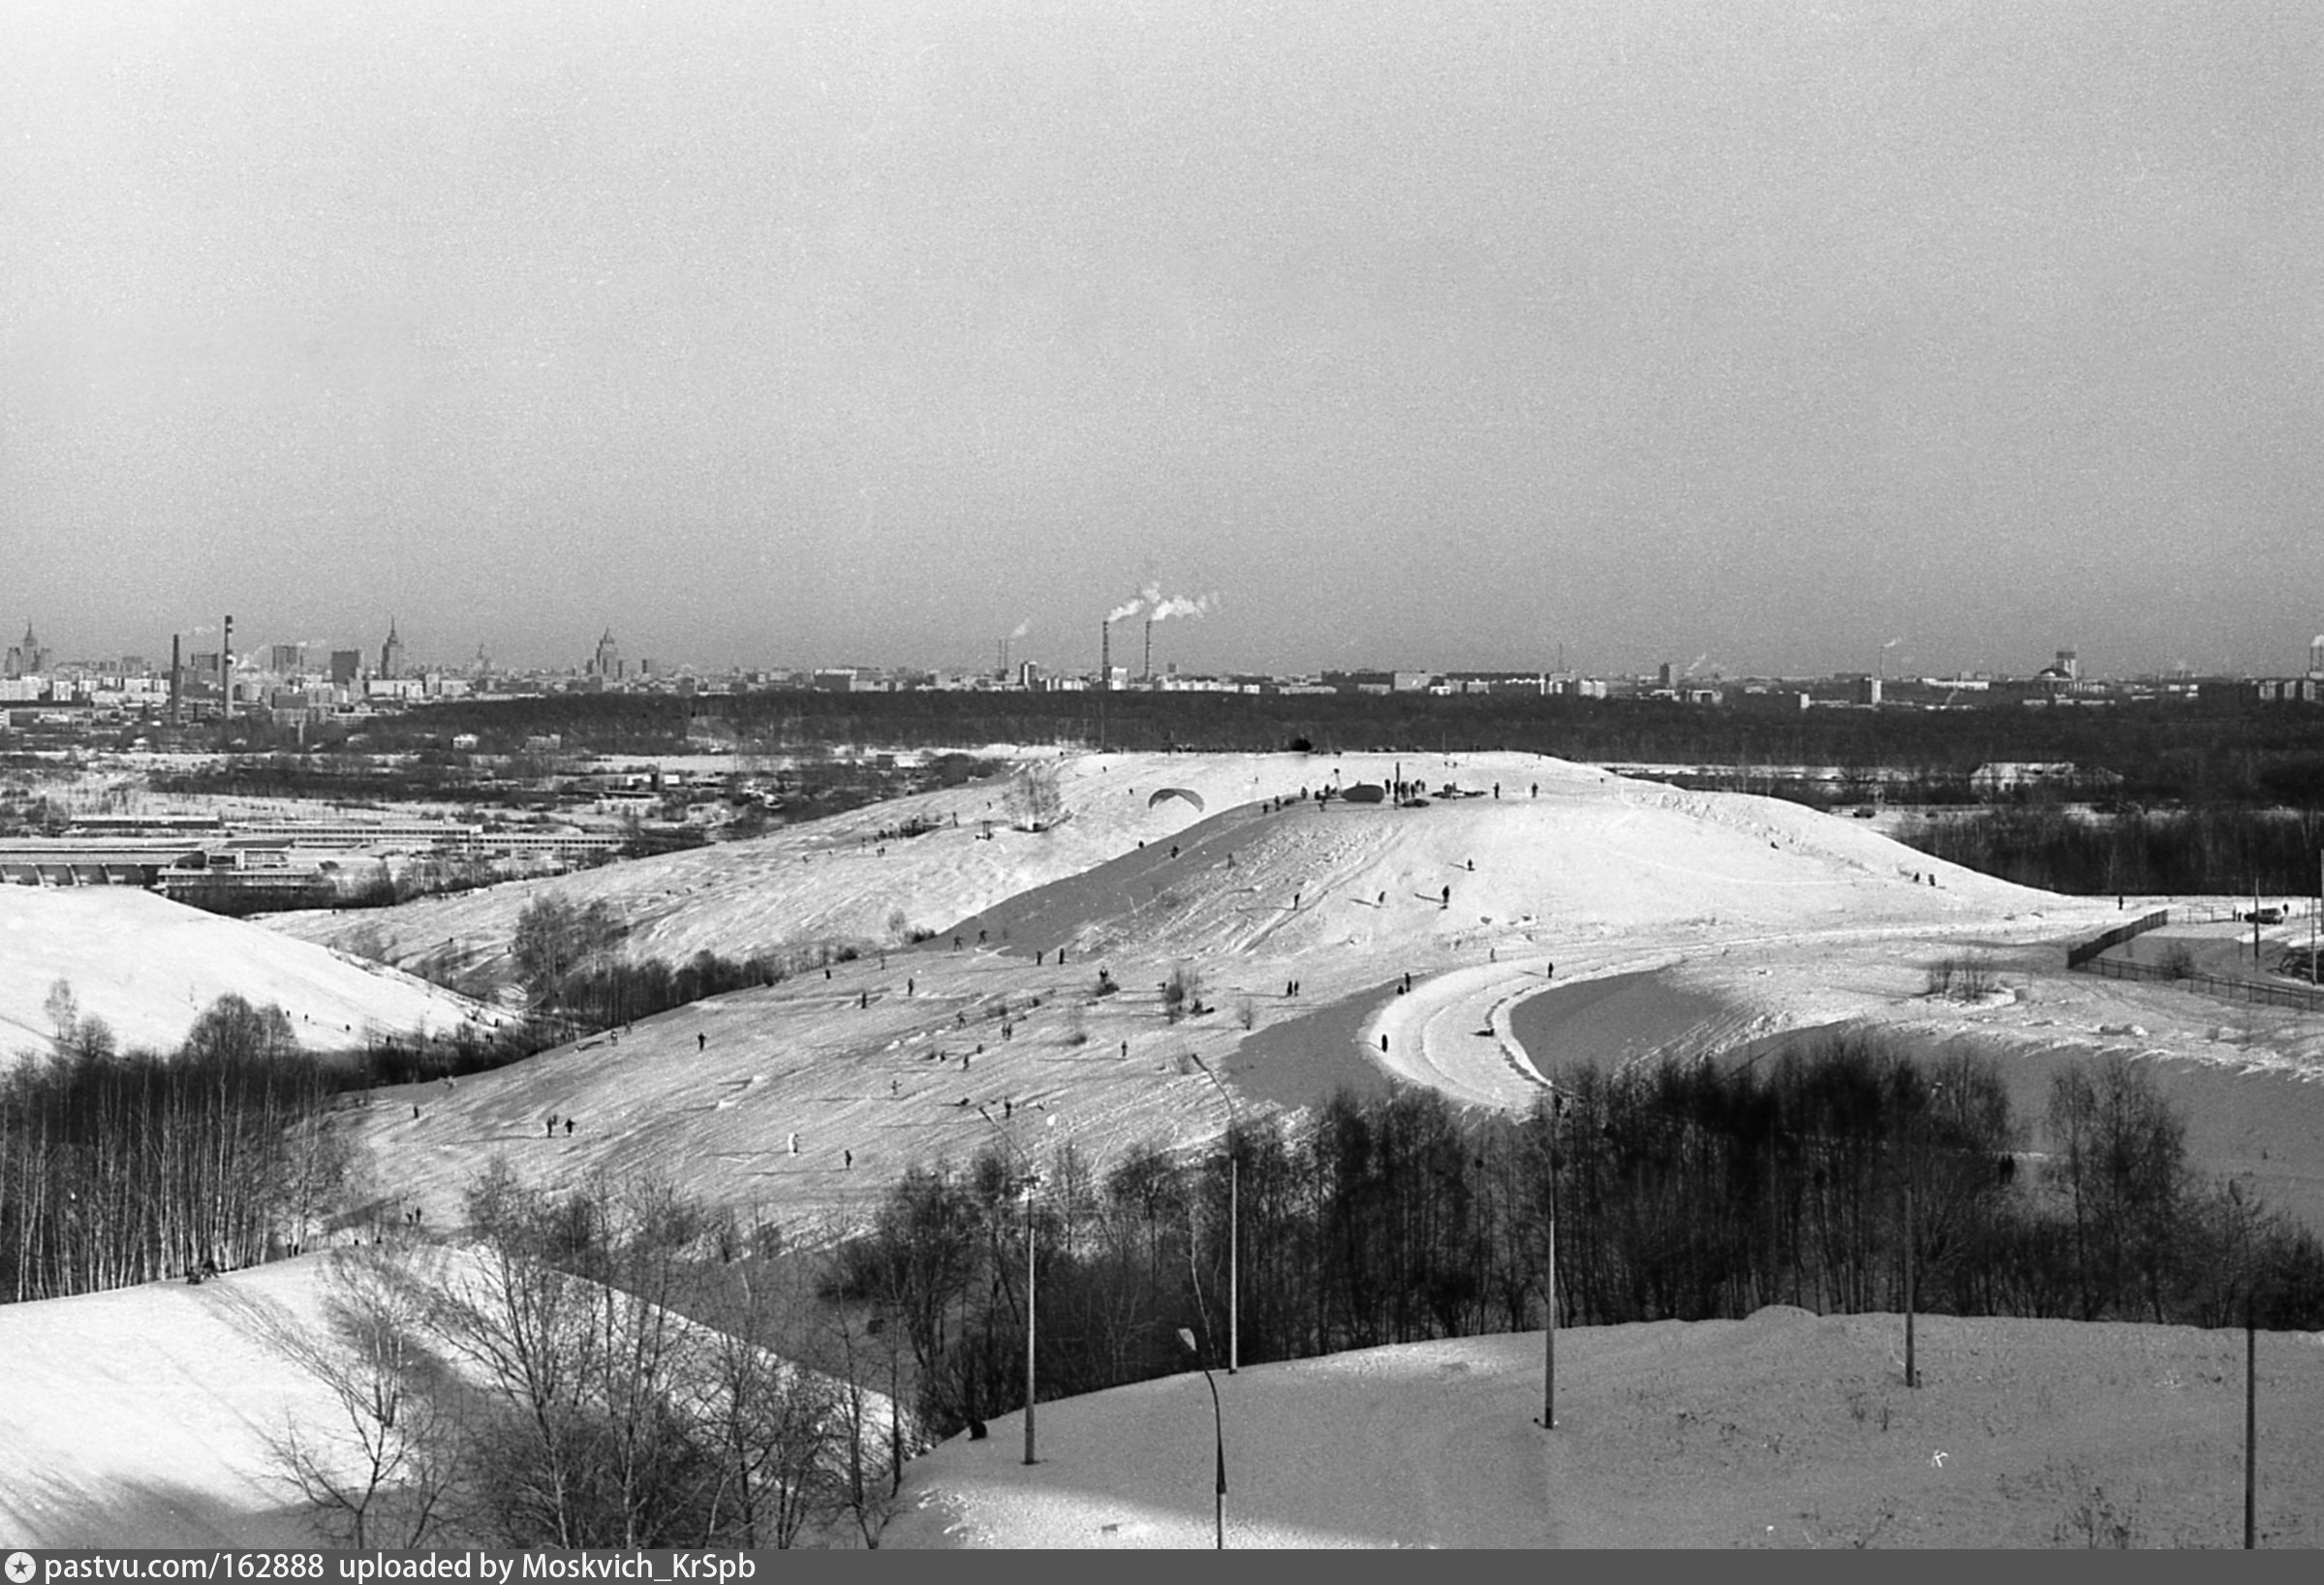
13, 749, 2324, 1546
0, 886, 494, 1062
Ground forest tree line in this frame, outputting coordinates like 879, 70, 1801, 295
334, 688, 2324, 808
0, 990, 347, 1301
1896, 804, 2324, 896
830, 1037, 2324, 1442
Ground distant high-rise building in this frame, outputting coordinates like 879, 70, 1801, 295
2055, 648, 2079, 681
5, 622, 49, 679
592, 629, 622, 679
2309, 636, 2324, 679
268, 643, 306, 674
330, 649, 363, 686
380, 618, 406, 680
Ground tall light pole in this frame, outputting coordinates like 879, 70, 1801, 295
1177, 1328, 1226, 1549
1189, 1052, 1239, 1372
1541, 1085, 1565, 1429
2230, 1177, 2256, 1548
1905, 1080, 1943, 1390
984, 1113, 1041, 1465
1023, 1172, 1038, 1467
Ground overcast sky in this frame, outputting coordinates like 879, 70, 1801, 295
3, 1, 2317, 679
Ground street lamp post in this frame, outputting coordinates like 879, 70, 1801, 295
2245, 1285, 2256, 1550
1541, 1086, 1564, 1429
1189, 1053, 1239, 1373
2230, 1177, 2256, 1548
1177, 1328, 1226, 1548
1023, 1174, 1038, 1467
1905, 1080, 1944, 1391
984, 1114, 1041, 1465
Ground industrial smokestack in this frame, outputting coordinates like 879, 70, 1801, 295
1143, 618, 1153, 681
221, 615, 232, 724
1098, 618, 1110, 752
170, 634, 181, 725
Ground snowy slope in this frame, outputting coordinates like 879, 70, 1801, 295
0, 887, 494, 1061
300, 752, 2128, 1233
889, 1308, 2324, 1548
7, 1258, 2317, 1549
260, 751, 1320, 983
263, 748, 2061, 992
9, 751, 2324, 1547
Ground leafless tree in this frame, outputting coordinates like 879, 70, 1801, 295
688, 1262, 843, 1547
1004, 761, 1064, 832
242, 1240, 465, 1547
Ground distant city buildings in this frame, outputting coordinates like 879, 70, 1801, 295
13, 616, 2324, 727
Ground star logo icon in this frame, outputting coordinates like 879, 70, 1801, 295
7, 1551, 38, 1585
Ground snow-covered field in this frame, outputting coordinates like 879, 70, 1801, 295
7, 749, 2324, 1546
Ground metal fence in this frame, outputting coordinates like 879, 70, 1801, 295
2064, 909, 2172, 970
2074, 951, 2324, 1014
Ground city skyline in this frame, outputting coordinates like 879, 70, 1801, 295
6, 3, 2319, 678
7, 605, 2319, 689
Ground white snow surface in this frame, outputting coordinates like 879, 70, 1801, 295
1, 886, 493, 1060
886, 1310, 2324, 1548
12, 750, 2324, 1544
9, 1264, 2320, 1548
285, 752, 2153, 1235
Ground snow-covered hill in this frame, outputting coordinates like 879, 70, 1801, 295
13, 750, 2324, 1547
263, 750, 2059, 984
0, 886, 494, 1061
294, 751, 2130, 1233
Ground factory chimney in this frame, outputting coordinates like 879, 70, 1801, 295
220, 614, 233, 724
1143, 618, 1153, 681
170, 634, 181, 725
